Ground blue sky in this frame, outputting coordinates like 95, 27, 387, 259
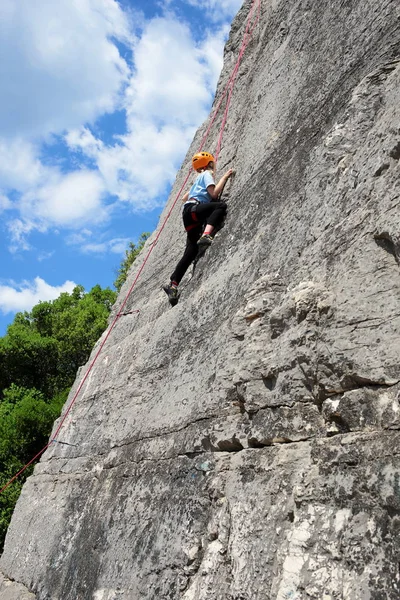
0, 0, 243, 335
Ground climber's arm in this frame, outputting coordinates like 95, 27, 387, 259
207, 169, 235, 200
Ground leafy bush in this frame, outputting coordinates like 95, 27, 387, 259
0, 235, 148, 552
0, 284, 116, 552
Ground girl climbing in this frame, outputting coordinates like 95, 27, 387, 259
163, 151, 234, 306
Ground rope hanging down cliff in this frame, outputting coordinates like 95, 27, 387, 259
0, 0, 261, 497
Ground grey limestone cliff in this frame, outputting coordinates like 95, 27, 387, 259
1, 0, 400, 598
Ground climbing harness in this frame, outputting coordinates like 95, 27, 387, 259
190, 167, 235, 273
183, 203, 200, 232
0, 0, 261, 496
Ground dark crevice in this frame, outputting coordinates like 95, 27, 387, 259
247, 437, 269, 448
374, 232, 400, 266
385, 506, 400, 519
234, 334, 245, 341
201, 437, 214, 452
318, 385, 339, 402
106, 414, 218, 452
37, 426, 400, 476
248, 436, 294, 447
183, 451, 202, 459
217, 438, 244, 452
202, 434, 245, 453
262, 373, 278, 391
318, 374, 400, 402
373, 162, 390, 177
244, 312, 263, 323
389, 141, 400, 160
343, 459, 359, 468
340, 374, 400, 391
326, 414, 351, 435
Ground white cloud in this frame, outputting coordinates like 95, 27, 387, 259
94, 122, 196, 207
0, 0, 131, 250
0, 193, 11, 212
199, 26, 230, 92
21, 170, 108, 227
37, 250, 55, 262
0, 0, 131, 138
65, 230, 129, 256
0, 1, 234, 251
0, 277, 77, 314
66, 16, 228, 207
5, 169, 108, 251
109, 238, 132, 254
80, 238, 131, 255
125, 18, 210, 126
65, 128, 104, 157
65, 229, 94, 246
7, 219, 39, 253
0, 139, 46, 192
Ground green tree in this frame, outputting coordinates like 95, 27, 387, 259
0, 385, 62, 466
0, 236, 152, 550
41, 284, 117, 388
0, 285, 117, 397
114, 233, 150, 292
0, 468, 24, 553
0, 385, 65, 552
0, 323, 59, 397
0, 284, 117, 551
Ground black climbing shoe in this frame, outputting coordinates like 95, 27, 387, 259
163, 284, 180, 306
197, 234, 213, 249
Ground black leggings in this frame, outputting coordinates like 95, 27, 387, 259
170, 202, 227, 284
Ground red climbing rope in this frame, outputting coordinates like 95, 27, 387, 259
0, 0, 261, 497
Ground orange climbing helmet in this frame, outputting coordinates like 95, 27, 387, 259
192, 152, 215, 171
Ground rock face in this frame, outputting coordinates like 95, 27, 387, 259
1, 0, 400, 598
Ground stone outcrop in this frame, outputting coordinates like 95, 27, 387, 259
1, 0, 400, 598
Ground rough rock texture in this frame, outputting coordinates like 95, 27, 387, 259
1, 0, 400, 598
0, 575, 35, 600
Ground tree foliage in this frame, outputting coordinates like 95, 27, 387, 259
0, 233, 149, 552
0, 284, 116, 552
0, 385, 62, 463
0, 285, 116, 397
